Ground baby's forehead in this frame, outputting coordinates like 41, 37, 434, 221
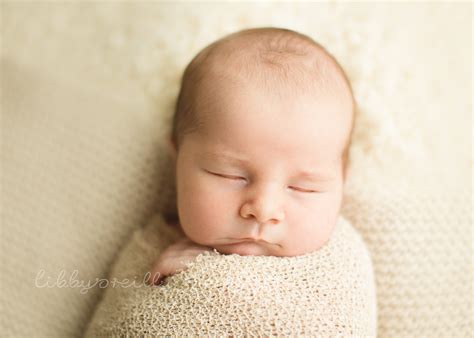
196, 75, 351, 150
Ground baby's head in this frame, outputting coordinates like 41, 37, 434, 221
168, 27, 355, 257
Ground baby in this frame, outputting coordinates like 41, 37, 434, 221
149, 27, 355, 285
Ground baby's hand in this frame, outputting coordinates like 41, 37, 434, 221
147, 237, 213, 285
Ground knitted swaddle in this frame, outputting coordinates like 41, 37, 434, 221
85, 213, 377, 336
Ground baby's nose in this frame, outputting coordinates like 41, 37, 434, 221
239, 184, 285, 225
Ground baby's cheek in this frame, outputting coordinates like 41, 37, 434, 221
178, 185, 231, 246
285, 216, 317, 252
283, 197, 339, 255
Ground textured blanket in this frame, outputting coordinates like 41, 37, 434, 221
85, 213, 376, 336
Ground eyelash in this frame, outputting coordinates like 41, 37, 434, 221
208, 171, 318, 193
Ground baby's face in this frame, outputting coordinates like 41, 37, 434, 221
172, 78, 351, 257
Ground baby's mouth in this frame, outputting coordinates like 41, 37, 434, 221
230, 238, 271, 245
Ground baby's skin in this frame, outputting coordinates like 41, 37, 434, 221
148, 28, 354, 285
149, 236, 213, 285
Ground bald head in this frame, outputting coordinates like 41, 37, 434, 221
171, 27, 355, 178
194, 28, 352, 99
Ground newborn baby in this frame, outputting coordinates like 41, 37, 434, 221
85, 27, 376, 336
149, 27, 355, 284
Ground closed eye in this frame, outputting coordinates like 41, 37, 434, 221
207, 170, 319, 192
207, 171, 246, 181
206, 170, 319, 194
289, 186, 318, 193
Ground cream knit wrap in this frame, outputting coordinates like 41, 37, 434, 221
85, 213, 377, 336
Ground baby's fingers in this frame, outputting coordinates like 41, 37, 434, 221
147, 260, 170, 285
146, 266, 162, 285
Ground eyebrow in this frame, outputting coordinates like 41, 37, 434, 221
201, 151, 336, 181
